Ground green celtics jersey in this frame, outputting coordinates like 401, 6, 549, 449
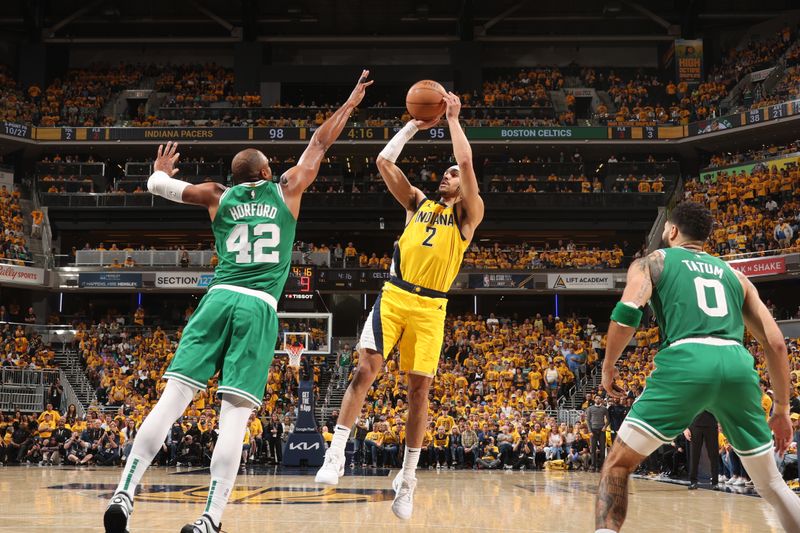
649, 247, 745, 346
208, 180, 296, 300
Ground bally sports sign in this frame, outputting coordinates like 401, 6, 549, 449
0, 263, 45, 286
155, 272, 215, 289
547, 273, 614, 290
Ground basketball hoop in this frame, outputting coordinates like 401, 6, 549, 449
286, 343, 304, 369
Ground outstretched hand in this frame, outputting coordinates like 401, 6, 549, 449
443, 91, 462, 121
154, 141, 180, 177
346, 69, 374, 108
412, 117, 441, 130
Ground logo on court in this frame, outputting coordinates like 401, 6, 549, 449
49, 483, 394, 505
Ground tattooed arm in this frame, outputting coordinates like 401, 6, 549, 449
601, 251, 662, 398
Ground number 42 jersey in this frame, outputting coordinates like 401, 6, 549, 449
649, 247, 745, 347
208, 180, 296, 300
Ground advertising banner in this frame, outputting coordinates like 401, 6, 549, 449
547, 273, 614, 290
0, 264, 45, 286
727, 256, 786, 277
78, 272, 142, 288
675, 39, 704, 83
467, 127, 607, 140
154, 272, 215, 289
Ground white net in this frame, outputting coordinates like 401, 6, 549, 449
283, 331, 308, 369
286, 343, 304, 369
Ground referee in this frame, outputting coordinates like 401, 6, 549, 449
685, 411, 719, 490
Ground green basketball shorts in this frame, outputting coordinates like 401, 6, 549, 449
622, 338, 773, 458
164, 284, 278, 408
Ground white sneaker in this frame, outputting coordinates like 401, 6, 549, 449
719, 475, 727, 483
733, 477, 746, 486
314, 449, 345, 485
103, 492, 133, 533
391, 470, 417, 520
745, 480, 754, 487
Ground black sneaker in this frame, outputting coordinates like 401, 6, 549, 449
688, 483, 699, 490
180, 514, 221, 533
104, 492, 133, 533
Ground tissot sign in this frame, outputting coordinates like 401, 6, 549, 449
727, 256, 786, 278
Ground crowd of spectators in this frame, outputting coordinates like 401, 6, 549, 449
0, 321, 55, 369
0, 185, 33, 265
462, 242, 629, 270
684, 163, 800, 256
339, 312, 603, 470
704, 141, 800, 169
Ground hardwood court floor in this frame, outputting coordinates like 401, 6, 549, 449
0, 465, 786, 532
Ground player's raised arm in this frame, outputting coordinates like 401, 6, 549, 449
602, 253, 657, 398
444, 92, 484, 237
146, 141, 226, 218
737, 270, 793, 454
376, 117, 438, 212
280, 70, 373, 208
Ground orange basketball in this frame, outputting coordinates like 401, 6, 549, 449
406, 80, 446, 121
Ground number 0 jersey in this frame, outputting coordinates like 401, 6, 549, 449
208, 180, 296, 300
649, 247, 745, 347
390, 198, 470, 294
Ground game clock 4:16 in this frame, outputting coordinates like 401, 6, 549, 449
286, 265, 315, 293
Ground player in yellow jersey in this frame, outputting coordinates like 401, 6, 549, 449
316, 92, 483, 521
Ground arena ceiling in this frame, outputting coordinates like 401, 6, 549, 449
0, 0, 796, 44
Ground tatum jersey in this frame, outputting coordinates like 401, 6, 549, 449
391, 198, 470, 293
649, 247, 745, 346
209, 180, 296, 301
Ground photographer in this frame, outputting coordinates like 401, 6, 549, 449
166, 420, 185, 465
176, 434, 202, 466
96, 423, 121, 466
81, 419, 105, 463
65, 430, 92, 465
513, 430, 533, 470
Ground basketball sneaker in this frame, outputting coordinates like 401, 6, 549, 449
314, 448, 345, 485
391, 470, 417, 520
103, 491, 133, 533
180, 514, 221, 533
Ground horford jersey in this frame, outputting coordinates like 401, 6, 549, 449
208, 180, 296, 300
649, 247, 745, 346
390, 198, 470, 294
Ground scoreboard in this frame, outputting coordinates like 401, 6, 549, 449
285, 265, 315, 294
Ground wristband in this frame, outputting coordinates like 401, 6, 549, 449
610, 301, 643, 328
147, 170, 189, 203
378, 121, 418, 163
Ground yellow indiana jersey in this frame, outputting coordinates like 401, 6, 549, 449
391, 199, 469, 293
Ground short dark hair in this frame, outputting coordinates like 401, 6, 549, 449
668, 201, 713, 242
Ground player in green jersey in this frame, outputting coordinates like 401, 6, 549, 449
594, 202, 800, 533
104, 71, 372, 533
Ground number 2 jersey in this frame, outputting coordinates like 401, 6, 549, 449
390, 198, 470, 294
649, 247, 745, 347
208, 180, 296, 300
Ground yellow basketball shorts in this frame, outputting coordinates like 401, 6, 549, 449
359, 283, 447, 377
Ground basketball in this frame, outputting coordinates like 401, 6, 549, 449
406, 80, 447, 121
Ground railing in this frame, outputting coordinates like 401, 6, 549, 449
59, 369, 86, 418
75, 249, 216, 267
0, 368, 60, 413
41, 191, 670, 210
124, 161, 224, 178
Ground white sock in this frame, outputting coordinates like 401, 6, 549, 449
330, 424, 350, 455
115, 379, 197, 498
203, 477, 234, 527
116, 453, 148, 498
595, 529, 617, 533
204, 394, 253, 526
740, 451, 800, 531
402, 447, 421, 480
